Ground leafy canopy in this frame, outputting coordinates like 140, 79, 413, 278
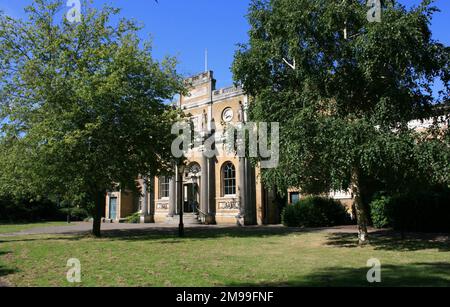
233, 0, 449, 195
0, 0, 184, 205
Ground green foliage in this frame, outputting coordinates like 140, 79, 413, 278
370, 188, 450, 232
125, 212, 141, 224
281, 196, 352, 228
0, 0, 185, 234
233, 0, 449, 196
233, 0, 449, 238
59, 205, 91, 221
370, 195, 393, 229
0, 195, 63, 222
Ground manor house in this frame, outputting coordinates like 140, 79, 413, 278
104, 71, 299, 225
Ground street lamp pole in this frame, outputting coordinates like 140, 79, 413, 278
178, 163, 185, 238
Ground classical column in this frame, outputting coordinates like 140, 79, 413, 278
140, 178, 149, 223
206, 157, 216, 224
207, 118, 218, 224
238, 157, 246, 223
245, 161, 257, 225
148, 177, 155, 222
140, 177, 155, 223
168, 174, 176, 217
143, 179, 149, 215
200, 151, 209, 215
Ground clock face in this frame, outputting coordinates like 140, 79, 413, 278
189, 164, 200, 174
222, 108, 234, 122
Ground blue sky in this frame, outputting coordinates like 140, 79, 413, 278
1, 0, 449, 89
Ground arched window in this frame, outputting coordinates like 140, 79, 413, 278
159, 176, 170, 199
223, 162, 236, 196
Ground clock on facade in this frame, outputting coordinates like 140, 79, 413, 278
189, 164, 201, 175
222, 107, 234, 122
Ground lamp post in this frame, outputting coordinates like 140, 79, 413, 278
178, 163, 186, 238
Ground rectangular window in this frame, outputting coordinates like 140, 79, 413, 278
223, 178, 236, 195
159, 176, 170, 199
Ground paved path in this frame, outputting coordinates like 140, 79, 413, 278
0, 222, 201, 237
0, 222, 379, 237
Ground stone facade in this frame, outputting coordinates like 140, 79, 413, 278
103, 71, 448, 225
105, 71, 280, 225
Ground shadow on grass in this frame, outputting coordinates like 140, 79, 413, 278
0, 226, 318, 244
326, 231, 450, 252
0, 251, 18, 283
100, 226, 327, 243
2, 226, 449, 253
227, 262, 450, 287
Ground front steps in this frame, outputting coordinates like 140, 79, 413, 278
165, 214, 202, 225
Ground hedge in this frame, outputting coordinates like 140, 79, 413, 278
282, 196, 352, 228
370, 188, 450, 233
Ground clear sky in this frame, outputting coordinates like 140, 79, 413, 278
1, 0, 449, 89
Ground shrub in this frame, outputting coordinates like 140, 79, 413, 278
393, 189, 450, 233
0, 196, 64, 222
370, 196, 393, 229
125, 212, 141, 224
282, 196, 352, 228
370, 188, 450, 233
58, 202, 91, 222
69, 207, 91, 221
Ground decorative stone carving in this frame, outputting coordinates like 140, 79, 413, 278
156, 202, 169, 210
238, 101, 245, 123
218, 199, 240, 210
202, 109, 208, 131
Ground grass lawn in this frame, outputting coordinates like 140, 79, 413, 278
0, 222, 69, 235
0, 227, 449, 287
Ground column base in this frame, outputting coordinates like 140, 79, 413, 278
205, 214, 216, 225
236, 215, 245, 227
140, 215, 155, 224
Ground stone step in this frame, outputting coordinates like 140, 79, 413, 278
165, 214, 201, 225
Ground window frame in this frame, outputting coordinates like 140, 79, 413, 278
222, 162, 236, 197
159, 176, 170, 199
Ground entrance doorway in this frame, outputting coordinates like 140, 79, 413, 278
184, 183, 199, 213
109, 197, 117, 220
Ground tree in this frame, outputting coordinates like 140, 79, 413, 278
0, 0, 184, 236
233, 0, 449, 243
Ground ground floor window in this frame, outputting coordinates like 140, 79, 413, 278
223, 162, 236, 196
159, 176, 170, 199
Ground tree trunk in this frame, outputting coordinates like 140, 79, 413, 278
352, 168, 369, 244
92, 190, 105, 238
